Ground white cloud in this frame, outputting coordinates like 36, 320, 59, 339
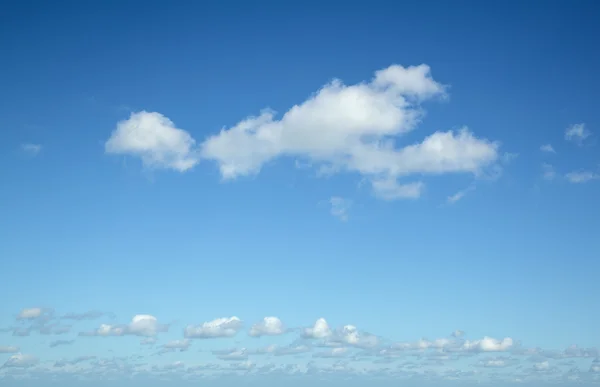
332, 325, 379, 349
329, 197, 352, 221
565, 170, 599, 183
303, 318, 332, 339
21, 143, 42, 155
249, 317, 286, 337
16, 307, 44, 320
199, 64, 500, 199
565, 123, 591, 145
447, 184, 475, 204
313, 347, 349, 358
542, 163, 556, 181
462, 337, 514, 352
452, 330, 465, 338
164, 339, 190, 350
3, 353, 39, 368
0, 345, 19, 353
214, 348, 248, 361
105, 111, 199, 171
81, 314, 165, 337
184, 317, 242, 339
540, 144, 555, 153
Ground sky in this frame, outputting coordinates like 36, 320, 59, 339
0, 0, 599, 386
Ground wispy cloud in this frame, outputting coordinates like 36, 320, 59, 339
565, 170, 599, 183
540, 144, 555, 153
542, 163, 556, 181
447, 184, 476, 204
565, 123, 591, 145
329, 197, 352, 221
20, 143, 42, 155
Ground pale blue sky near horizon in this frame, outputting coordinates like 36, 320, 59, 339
1, 0, 599, 385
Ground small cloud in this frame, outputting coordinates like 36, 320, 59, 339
302, 318, 332, 339
80, 314, 167, 337
2, 353, 39, 368
542, 163, 556, 181
0, 345, 19, 353
105, 111, 199, 172
565, 123, 591, 145
447, 184, 475, 204
249, 317, 287, 337
565, 171, 599, 183
21, 143, 42, 155
329, 197, 352, 221
49, 340, 74, 348
540, 144, 556, 153
184, 317, 242, 339
452, 330, 465, 338
62, 311, 111, 321
501, 152, 519, 164
156, 339, 191, 354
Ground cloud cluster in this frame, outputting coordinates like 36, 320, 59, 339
104, 64, 503, 201
540, 123, 597, 184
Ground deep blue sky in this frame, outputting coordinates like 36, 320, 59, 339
1, 1, 599, 385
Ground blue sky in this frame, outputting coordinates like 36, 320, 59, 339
1, 0, 599, 385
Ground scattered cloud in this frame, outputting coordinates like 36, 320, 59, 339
476, 356, 519, 368
249, 317, 286, 337
565, 123, 591, 145
329, 197, 352, 221
565, 170, 599, 183
80, 314, 167, 337
2, 353, 38, 368
16, 308, 51, 320
540, 144, 556, 153
61, 311, 112, 321
184, 317, 242, 339
20, 143, 42, 155
157, 339, 191, 354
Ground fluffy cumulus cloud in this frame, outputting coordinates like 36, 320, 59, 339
80, 314, 166, 337
104, 64, 502, 200
249, 317, 286, 337
3, 307, 600, 385
184, 317, 242, 339
302, 318, 332, 339
105, 111, 199, 172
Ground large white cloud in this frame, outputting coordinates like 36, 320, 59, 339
184, 317, 242, 338
104, 64, 501, 200
200, 65, 499, 199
